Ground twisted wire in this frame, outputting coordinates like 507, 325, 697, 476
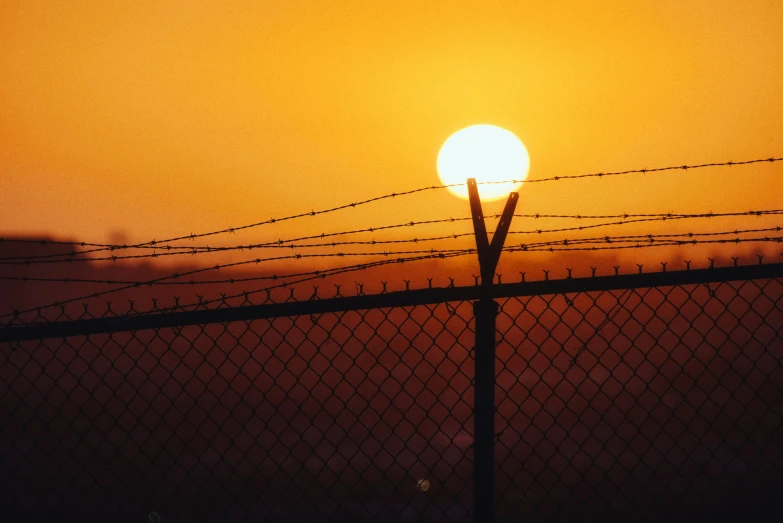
505, 235, 783, 253
1, 156, 778, 257
514, 225, 783, 250
3, 227, 779, 289
4, 209, 781, 264
0, 249, 473, 320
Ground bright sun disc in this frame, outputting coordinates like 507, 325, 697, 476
437, 124, 530, 200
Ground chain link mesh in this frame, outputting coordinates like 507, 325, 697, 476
495, 278, 783, 521
1, 275, 782, 521
1, 302, 476, 522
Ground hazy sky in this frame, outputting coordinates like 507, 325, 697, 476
1, 0, 782, 248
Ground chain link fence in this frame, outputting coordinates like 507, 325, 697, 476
1, 265, 782, 521
494, 276, 783, 521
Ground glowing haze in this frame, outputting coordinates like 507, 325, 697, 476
0, 1, 782, 247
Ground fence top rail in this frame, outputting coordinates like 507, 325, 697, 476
2, 261, 782, 343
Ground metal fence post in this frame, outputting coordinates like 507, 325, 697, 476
473, 295, 498, 521
467, 178, 518, 523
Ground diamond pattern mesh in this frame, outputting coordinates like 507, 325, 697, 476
495, 278, 783, 521
1, 302, 476, 522
1, 277, 782, 522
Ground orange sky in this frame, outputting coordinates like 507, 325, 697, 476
1, 0, 782, 260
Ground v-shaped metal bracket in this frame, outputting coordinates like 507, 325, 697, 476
467, 178, 519, 287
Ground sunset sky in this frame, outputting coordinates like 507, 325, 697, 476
5, 6, 783, 523
1, 0, 782, 262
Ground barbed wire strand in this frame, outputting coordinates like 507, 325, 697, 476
156, 250, 473, 316
514, 225, 783, 250
3, 236, 781, 321
485, 156, 782, 185
0, 216, 473, 263
6, 207, 781, 257
4, 209, 782, 265
3, 226, 780, 286
505, 235, 783, 253
1, 156, 779, 256
0, 249, 474, 320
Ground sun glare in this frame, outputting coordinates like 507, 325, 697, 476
437, 124, 530, 200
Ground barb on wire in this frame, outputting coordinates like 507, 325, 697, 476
6, 207, 782, 261
1, 156, 779, 259
0, 249, 474, 320
0, 217, 476, 264
483, 156, 782, 185
507, 235, 783, 253
515, 225, 783, 251
167, 250, 472, 315
4, 209, 782, 265
4, 235, 781, 320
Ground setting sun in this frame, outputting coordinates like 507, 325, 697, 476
2, 3, 783, 521
437, 124, 530, 200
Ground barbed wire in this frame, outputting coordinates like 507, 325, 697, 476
505, 235, 783, 253
7, 208, 765, 253
485, 156, 781, 185
157, 250, 474, 315
0, 249, 472, 287
0, 216, 471, 263
0, 248, 474, 319
3, 236, 781, 320
1, 156, 779, 258
514, 226, 783, 250
0, 212, 691, 261
3, 236, 781, 323
0, 249, 474, 321
3, 227, 779, 289
4, 209, 782, 265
